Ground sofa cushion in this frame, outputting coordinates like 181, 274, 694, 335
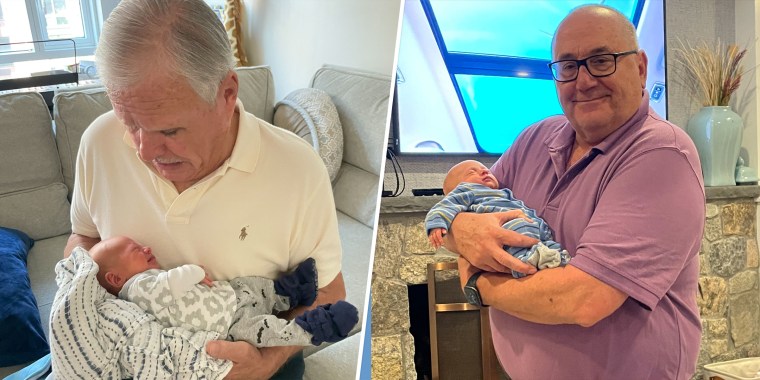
335, 211, 372, 334
0, 227, 49, 367
236, 66, 276, 124
0, 183, 70, 240
274, 88, 344, 182
310, 65, 390, 227
310, 65, 388, 177
0, 92, 71, 239
332, 164, 382, 228
303, 333, 361, 380
53, 88, 113, 201
28, 235, 70, 339
302, 211, 371, 360
0, 92, 63, 194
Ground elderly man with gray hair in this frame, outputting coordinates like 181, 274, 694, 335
61, 0, 345, 378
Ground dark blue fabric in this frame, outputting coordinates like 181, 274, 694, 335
295, 300, 358, 345
0, 227, 49, 367
273, 258, 317, 308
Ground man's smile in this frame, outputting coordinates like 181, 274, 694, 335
574, 95, 609, 103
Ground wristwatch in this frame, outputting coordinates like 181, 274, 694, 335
463, 271, 488, 307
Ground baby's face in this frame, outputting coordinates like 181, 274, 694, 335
101, 236, 161, 279
451, 160, 499, 190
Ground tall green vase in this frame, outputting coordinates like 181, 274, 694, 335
686, 106, 743, 186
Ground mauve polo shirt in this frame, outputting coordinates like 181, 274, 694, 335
489, 93, 704, 380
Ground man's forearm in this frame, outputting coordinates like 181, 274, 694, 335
233, 271, 345, 376
63, 233, 100, 258
479, 265, 626, 327
282, 272, 346, 320
263, 272, 347, 374
261, 345, 302, 369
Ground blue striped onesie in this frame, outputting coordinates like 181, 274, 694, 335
425, 182, 570, 277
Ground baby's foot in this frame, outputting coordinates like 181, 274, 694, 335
294, 300, 359, 345
274, 258, 318, 307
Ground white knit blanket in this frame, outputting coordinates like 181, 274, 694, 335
50, 247, 232, 379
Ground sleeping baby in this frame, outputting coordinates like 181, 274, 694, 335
88, 235, 358, 348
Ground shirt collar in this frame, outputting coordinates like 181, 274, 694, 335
227, 99, 258, 173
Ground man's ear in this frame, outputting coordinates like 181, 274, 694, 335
638, 50, 649, 88
105, 271, 123, 288
220, 70, 238, 109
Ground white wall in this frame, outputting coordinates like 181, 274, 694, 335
735, 0, 757, 172
396, 0, 475, 153
738, 0, 760, 257
242, 0, 402, 100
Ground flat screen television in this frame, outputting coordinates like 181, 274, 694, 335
394, 0, 666, 155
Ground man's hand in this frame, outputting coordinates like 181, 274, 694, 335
207, 341, 295, 380
63, 233, 100, 258
428, 228, 447, 249
445, 211, 539, 273
504, 209, 533, 223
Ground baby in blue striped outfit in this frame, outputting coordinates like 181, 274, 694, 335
425, 160, 570, 278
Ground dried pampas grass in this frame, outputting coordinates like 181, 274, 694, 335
674, 39, 747, 107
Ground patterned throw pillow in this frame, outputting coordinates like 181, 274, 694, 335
273, 88, 344, 182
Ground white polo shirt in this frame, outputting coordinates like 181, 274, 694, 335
71, 100, 341, 286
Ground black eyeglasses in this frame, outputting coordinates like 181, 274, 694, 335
548, 50, 638, 82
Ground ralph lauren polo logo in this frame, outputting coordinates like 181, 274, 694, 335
239, 225, 250, 241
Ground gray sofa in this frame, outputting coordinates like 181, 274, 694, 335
0, 64, 388, 379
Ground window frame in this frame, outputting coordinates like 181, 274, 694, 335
420, 0, 645, 153
0, 0, 100, 65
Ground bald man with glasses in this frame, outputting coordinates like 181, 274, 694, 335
444, 5, 704, 379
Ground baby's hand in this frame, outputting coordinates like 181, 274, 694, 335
428, 228, 447, 250
199, 265, 214, 287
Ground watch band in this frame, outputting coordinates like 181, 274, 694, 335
466, 271, 484, 288
464, 271, 488, 307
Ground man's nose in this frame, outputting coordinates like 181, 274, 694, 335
137, 130, 164, 161
575, 65, 599, 90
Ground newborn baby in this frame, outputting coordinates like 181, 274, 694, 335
426, 160, 570, 277
89, 236, 358, 347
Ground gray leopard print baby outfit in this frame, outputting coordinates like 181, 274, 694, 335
120, 265, 313, 347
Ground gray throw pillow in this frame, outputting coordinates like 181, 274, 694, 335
0, 183, 71, 240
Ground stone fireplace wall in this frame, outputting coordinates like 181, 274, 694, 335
371, 187, 760, 380
371, 197, 455, 380
696, 186, 760, 380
